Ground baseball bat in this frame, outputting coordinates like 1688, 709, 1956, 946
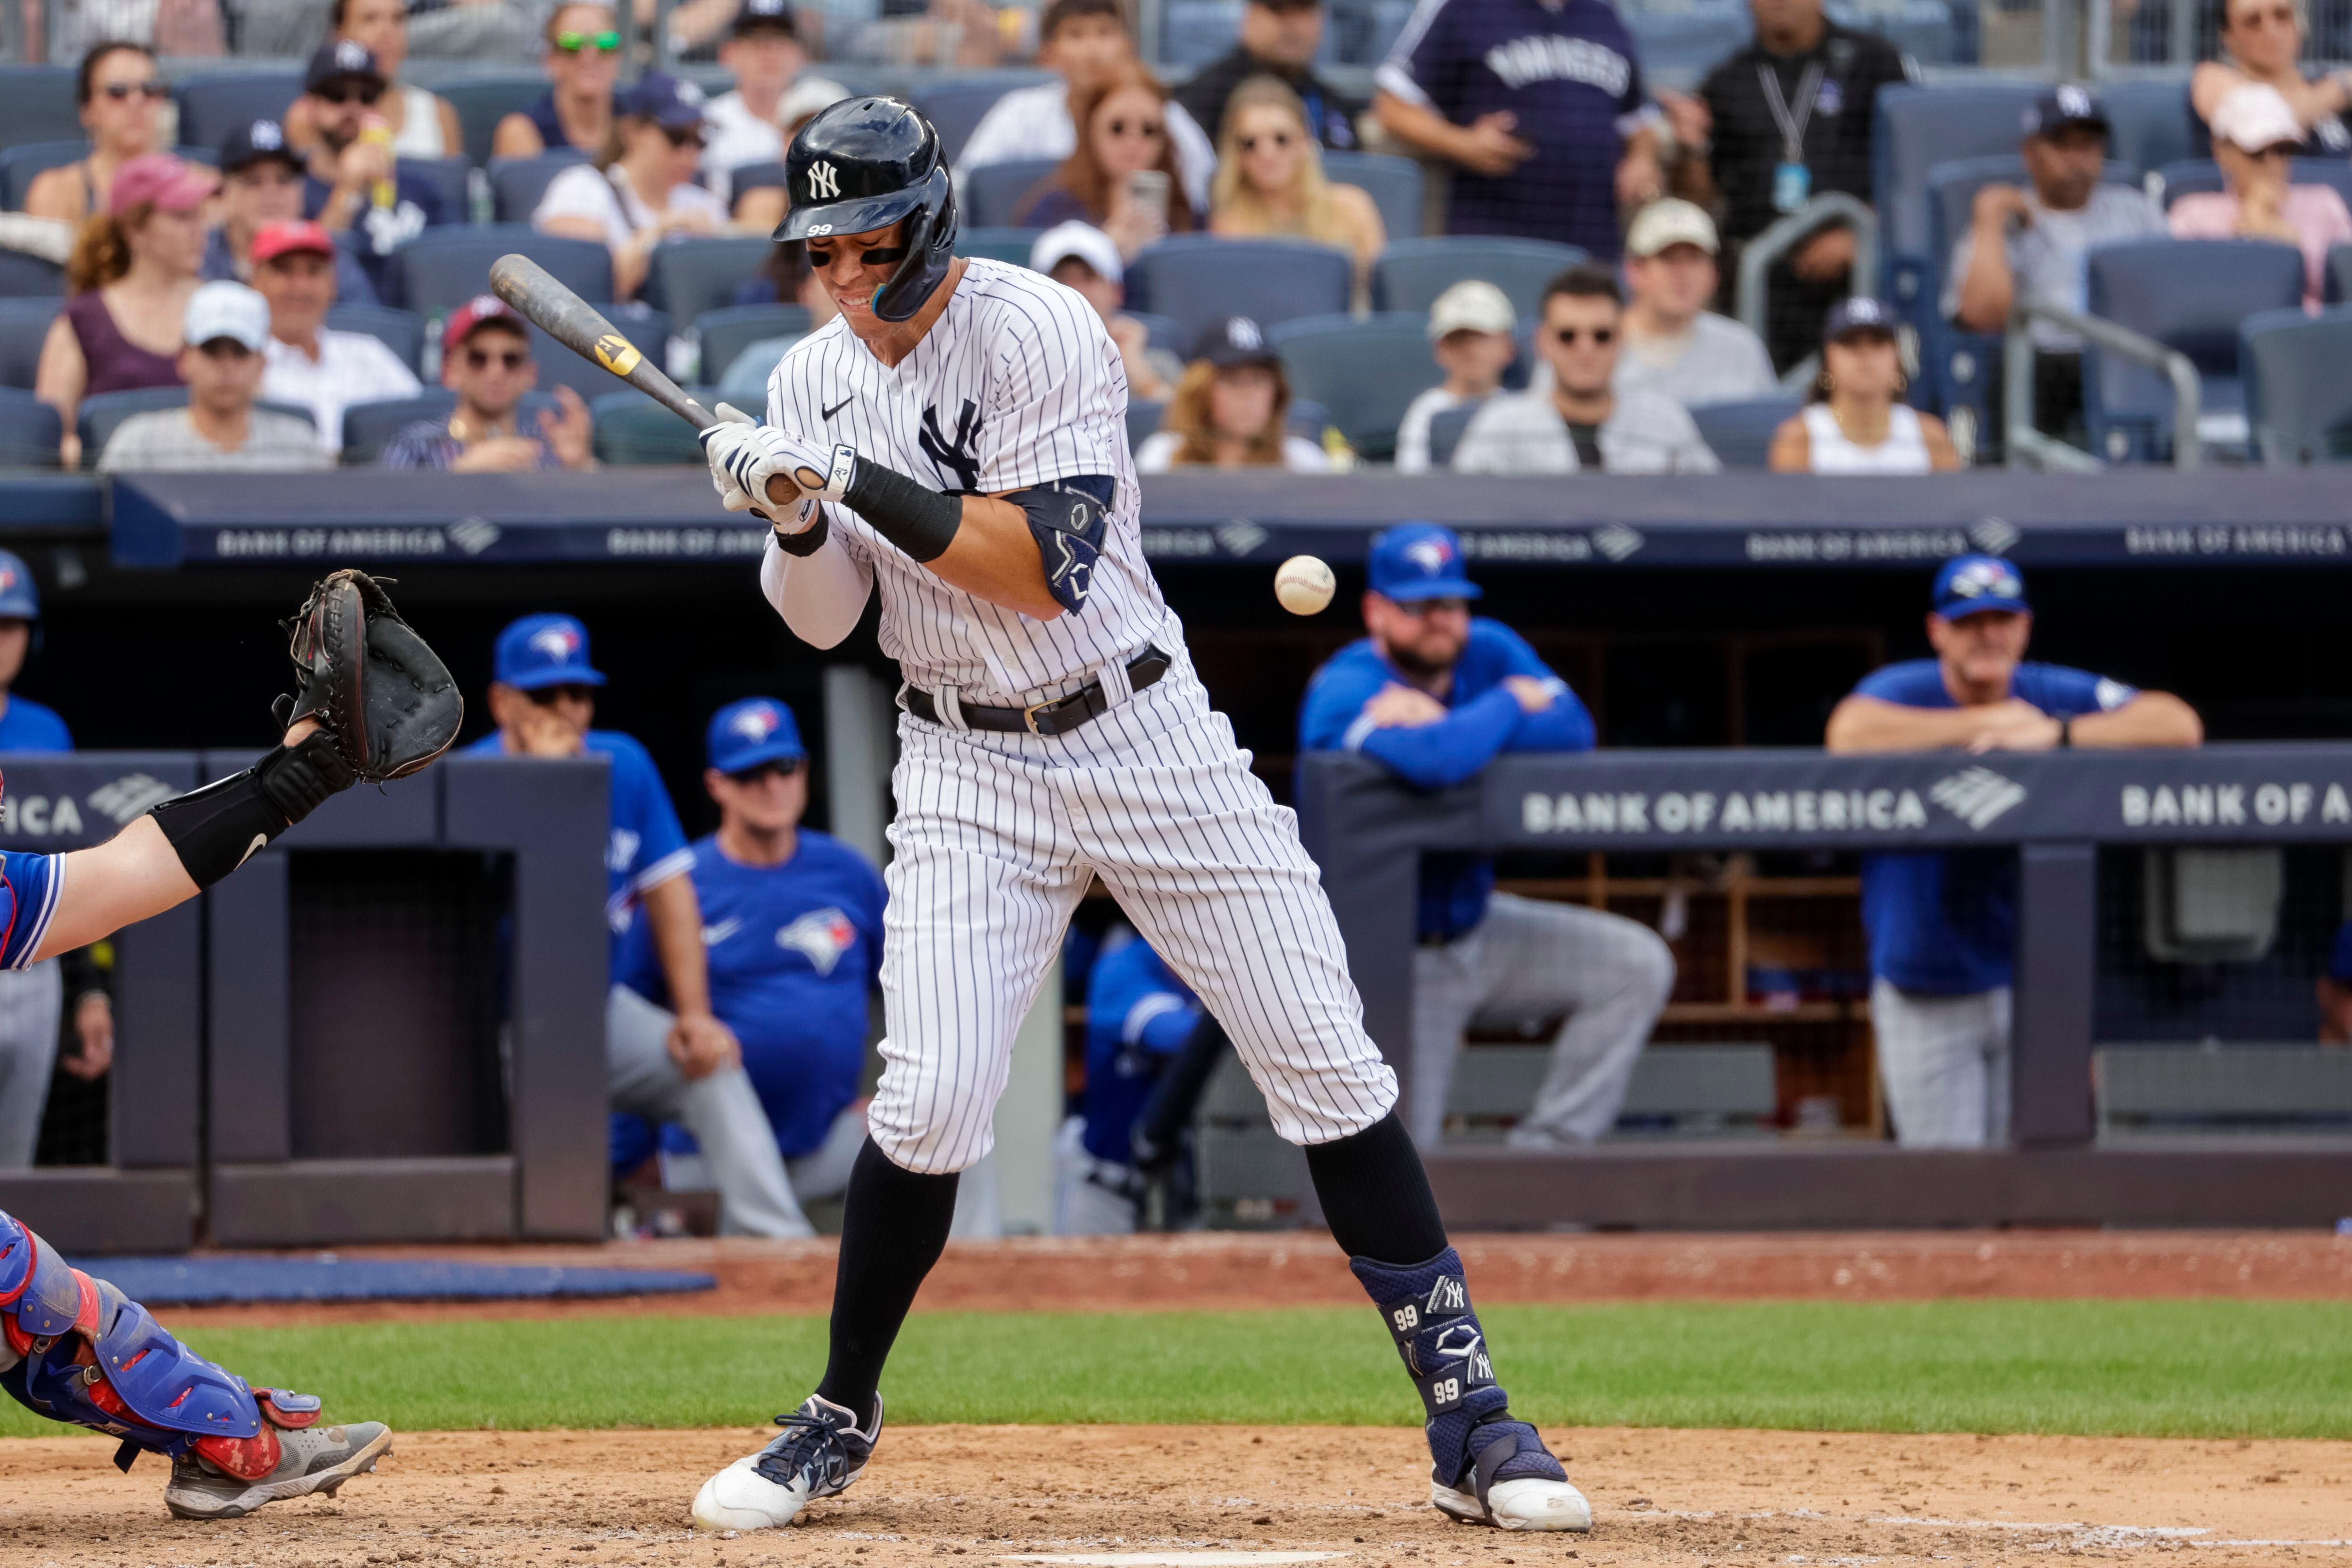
487, 253, 717, 432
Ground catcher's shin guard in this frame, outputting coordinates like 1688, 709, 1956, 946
149, 732, 354, 889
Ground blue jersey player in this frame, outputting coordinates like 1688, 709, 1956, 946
618, 698, 885, 1233
467, 615, 805, 1237
1300, 524, 1676, 1148
1825, 555, 2201, 1146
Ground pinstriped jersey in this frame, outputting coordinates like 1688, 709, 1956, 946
765, 257, 1168, 706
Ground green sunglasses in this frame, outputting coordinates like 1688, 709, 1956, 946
555, 28, 622, 51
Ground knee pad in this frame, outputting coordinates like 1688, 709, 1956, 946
1347, 1246, 1512, 1479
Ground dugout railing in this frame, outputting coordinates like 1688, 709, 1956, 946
1292, 743, 2352, 1230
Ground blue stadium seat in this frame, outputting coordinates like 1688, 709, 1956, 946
342, 389, 561, 462
1288, 398, 1332, 442
726, 160, 786, 214
2155, 158, 2352, 210
1126, 235, 1354, 348
0, 66, 83, 152
175, 74, 303, 155
2083, 238, 2304, 463
490, 150, 592, 224
1270, 313, 1441, 463
1323, 150, 1424, 241
2241, 306, 2352, 466
1426, 400, 1482, 469
0, 251, 63, 300
643, 236, 774, 325
402, 155, 474, 226
1163, 0, 1339, 67
2329, 244, 2352, 305
436, 73, 551, 168
1871, 82, 2045, 315
0, 387, 61, 468
390, 225, 613, 314
522, 306, 668, 402
594, 387, 709, 465
694, 304, 813, 388
326, 304, 428, 375
1126, 397, 1165, 456
1370, 235, 1587, 317
1623, 2, 1751, 74
718, 336, 801, 404
958, 226, 1044, 265
1827, 0, 1960, 63
0, 299, 60, 389
1692, 397, 1802, 467
1126, 310, 1184, 352
965, 158, 1061, 228
2100, 75, 2199, 175
915, 71, 1055, 165
0, 141, 89, 212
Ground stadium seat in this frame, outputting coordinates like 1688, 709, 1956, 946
1425, 400, 1482, 469
594, 387, 708, 464
175, 74, 304, 155
2154, 158, 2352, 210
695, 304, 813, 387
1692, 397, 1802, 468
77, 387, 317, 468
914, 71, 1055, 165
2240, 306, 2352, 466
1289, 398, 1334, 443
0, 65, 84, 151
390, 225, 612, 315
1370, 235, 1588, 317
1871, 82, 2045, 313
0, 251, 63, 300
326, 304, 428, 375
1126, 310, 1184, 353
489, 151, 591, 224
522, 306, 668, 402
2083, 237, 2304, 463
436, 73, 551, 169
0, 141, 89, 212
1270, 312, 1442, 464
717, 336, 801, 404
0, 387, 61, 468
1125, 235, 1352, 347
727, 160, 786, 214
1163, 0, 1339, 67
401, 155, 474, 226
1828, 0, 1960, 63
643, 236, 774, 325
2100, 75, 2200, 175
2329, 244, 2352, 305
964, 158, 1060, 228
0, 299, 59, 389
958, 226, 1043, 266
1126, 397, 1165, 455
1623, 2, 1753, 74
1323, 150, 1424, 241
340, 389, 562, 463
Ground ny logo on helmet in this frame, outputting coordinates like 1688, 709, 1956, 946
809, 161, 840, 200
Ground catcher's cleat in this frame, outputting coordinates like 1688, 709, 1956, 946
691, 1394, 879, 1532
1429, 1416, 1593, 1532
164, 1404, 392, 1521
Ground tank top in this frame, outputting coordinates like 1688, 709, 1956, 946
391, 83, 447, 158
1801, 402, 1932, 474
65, 290, 183, 397
523, 89, 608, 154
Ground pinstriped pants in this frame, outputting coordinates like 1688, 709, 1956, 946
867, 637, 1398, 1175
0, 960, 64, 1169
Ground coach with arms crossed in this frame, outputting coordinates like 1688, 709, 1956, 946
1825, 555, 2201, 1147
1299, 525, 1676, 1149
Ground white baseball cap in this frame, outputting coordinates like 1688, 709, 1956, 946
1030, 220, 1124, 285
2210, 83, 2303, 153
1427, 279, 1515, 339
1625, 197, 1719, 258
183, 280, 270, 352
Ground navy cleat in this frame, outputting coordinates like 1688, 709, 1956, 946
691, 1393, 880, 1532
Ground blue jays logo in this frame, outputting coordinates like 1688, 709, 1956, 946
1403, 537, 1454, 576
1946, 559, 2021, 602
530, 625, 582, 661
778, 908, 856, 976
0, 567, 17, 593
731, 705, 783, 741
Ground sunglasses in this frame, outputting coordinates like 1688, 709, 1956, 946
726, 759, 802, 784
465, 346, 528, 370
524, 683, 596, 707
1105, 117, 1165, 139
555, 28, 623, 51
660, 123, 706, 149
99, 80, 169, 101
316, 79, 384, 105
1237, 130, 1296, 153
1553, 326, 1615, 345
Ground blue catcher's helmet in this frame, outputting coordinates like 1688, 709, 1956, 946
775, 96, 959, 324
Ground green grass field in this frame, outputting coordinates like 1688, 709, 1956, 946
8, 1301, 2352, 1442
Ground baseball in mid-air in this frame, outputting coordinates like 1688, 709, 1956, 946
1275, 555, 1336, 616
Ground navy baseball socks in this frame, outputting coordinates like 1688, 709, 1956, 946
1306, 1113, 1592, 1533
0, 1209, 391, 1519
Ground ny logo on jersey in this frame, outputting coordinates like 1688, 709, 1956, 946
808, 160, 840, 200
778, 908, 856, 975
919, 398, 984, 492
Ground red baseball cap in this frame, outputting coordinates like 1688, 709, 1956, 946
441, 294, 529, 357
108, 153, 217, 216
251, 219, 336, 266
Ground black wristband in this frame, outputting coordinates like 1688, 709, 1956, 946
840, 458, 962, 563
773, 507, 831, 558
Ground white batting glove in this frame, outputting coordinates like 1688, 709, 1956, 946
698, 404, 850, 535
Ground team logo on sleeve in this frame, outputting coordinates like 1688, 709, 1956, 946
777, 909, 856, 975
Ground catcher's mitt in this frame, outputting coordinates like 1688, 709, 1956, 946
282, 569, 462, 783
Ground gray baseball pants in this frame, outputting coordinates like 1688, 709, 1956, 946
1869, 979, 2012, 1148
0, 960, 64, 1169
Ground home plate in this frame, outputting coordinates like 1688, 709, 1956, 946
999, 1554, 1349, 1565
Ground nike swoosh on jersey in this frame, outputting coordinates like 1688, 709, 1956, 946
821, 396, 854, 420
701, 917, 744, 946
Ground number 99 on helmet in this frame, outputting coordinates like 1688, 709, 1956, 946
776, 97, 959, 324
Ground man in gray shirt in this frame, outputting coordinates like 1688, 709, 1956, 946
1453, 265, 1719, 474
1943, 84, 2164, 437
98, 282, 330, 474
1615, 200, 1778, 409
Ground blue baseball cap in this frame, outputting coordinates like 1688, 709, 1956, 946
1368, 523, 1481, 603
493, 613, 606, 690
707, 697, 806, 774
1932, 553, 2030, 620
621, 70, 708, 130
0, 550, 38, 621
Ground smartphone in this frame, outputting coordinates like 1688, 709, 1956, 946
1125, 168, 1171, 217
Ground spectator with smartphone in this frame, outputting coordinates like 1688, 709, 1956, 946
494, 1, 624, 158
1015, 61, 1197, 260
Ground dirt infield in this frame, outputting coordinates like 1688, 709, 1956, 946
5, 1423, 2349, 1568
159, 1229, 2352, 1328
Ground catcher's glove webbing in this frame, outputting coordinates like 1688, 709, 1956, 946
281, 569, 463, 783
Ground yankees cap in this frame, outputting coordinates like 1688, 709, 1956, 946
1931, 553, 2030, 620
1192, 316, 1278, 370
305, 38, 385, 92
732, 0, 799, 37
2022, 83, 2107, 138
1821, 295, 1895, 344
707, 697, 807, 774
220, 117, 302, 174
1368, 522, 1482, 603
493, 613, 608, 690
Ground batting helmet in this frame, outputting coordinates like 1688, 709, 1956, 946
776, 97, 958, 324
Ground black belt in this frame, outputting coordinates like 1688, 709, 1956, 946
906, 646, 1170, 737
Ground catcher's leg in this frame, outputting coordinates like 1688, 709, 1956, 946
0, 1209, 390, 1519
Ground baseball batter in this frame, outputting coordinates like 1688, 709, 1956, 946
688, 97, 1591, 1537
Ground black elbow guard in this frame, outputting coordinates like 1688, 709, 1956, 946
149, 732, 355, 889
1012, 475, 1114, 614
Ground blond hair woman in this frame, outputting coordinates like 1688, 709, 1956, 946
1208, 75, 1385, 280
